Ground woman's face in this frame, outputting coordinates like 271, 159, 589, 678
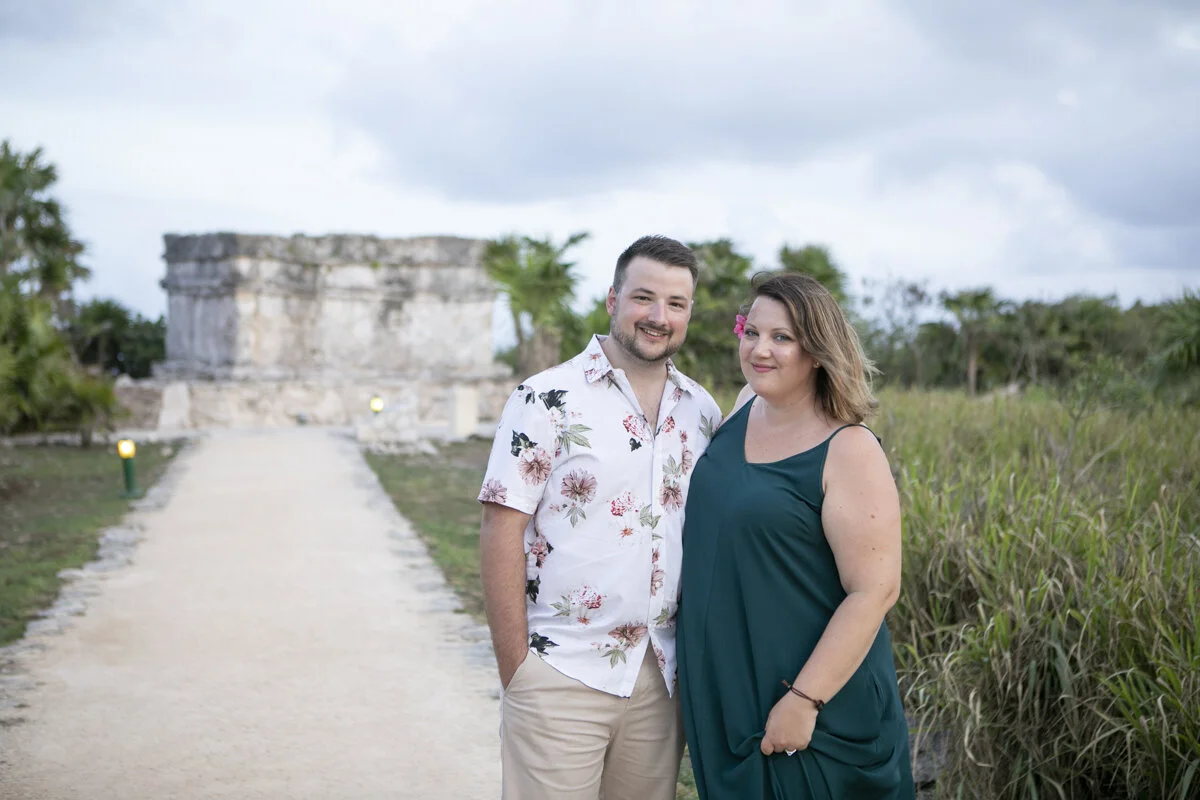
739, 296, 820, 402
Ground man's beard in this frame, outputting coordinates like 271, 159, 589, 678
610, 322, 682, 365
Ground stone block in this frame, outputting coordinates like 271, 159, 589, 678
113, 377, 164, 429
157, 382, 192, 429
450, 385, 479, 440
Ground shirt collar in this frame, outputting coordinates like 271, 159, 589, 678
581, 334, 695, 396
665, 359, 695, 394
581, 335, 616, 384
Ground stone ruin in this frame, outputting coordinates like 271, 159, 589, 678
115, 233, 514, 442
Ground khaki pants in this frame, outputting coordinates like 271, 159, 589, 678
500, 651, 683, 800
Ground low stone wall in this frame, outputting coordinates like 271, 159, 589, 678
111, 377, 165, 429
114, 374, 516, 436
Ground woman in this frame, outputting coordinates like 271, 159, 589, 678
678, 273, 913, 799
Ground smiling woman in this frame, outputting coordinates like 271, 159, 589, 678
738, 273, 878, 427
678, 273, 913, 800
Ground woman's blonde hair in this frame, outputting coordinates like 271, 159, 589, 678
747, 272, 879, 423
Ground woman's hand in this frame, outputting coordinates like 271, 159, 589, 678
760, 693, 818, 756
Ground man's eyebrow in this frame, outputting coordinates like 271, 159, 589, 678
629, 286, 690, 302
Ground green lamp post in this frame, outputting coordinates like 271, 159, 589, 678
117, 439, 144, 499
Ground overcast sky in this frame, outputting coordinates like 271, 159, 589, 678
2, 0, 1197, 322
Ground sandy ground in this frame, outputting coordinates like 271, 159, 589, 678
0, 428, 501, 799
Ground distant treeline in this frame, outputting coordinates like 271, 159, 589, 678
485, 235, 1199, 404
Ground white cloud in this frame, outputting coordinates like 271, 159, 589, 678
0, 0, 1195, 323
1166, 25, 1200, 52
1055, 89, 1080, 109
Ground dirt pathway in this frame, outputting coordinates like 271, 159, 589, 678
0, 428, 500, 799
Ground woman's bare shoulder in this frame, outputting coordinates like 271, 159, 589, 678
726, 384, 755, 421
824, 423, 890, 481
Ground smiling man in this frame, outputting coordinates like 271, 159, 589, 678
478, 235, 721, 800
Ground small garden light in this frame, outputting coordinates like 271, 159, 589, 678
116, 438, 143, 499
369, 396, 384, 415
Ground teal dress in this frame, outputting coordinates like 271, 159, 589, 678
678, 400, 913, 799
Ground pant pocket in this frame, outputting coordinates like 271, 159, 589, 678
504, 650, 536, 696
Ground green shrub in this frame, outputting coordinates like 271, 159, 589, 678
0, 278, 117, 438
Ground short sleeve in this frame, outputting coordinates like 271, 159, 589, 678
699, 388, 722, 424
694, 387, 723, 441
477, 384, 558, 514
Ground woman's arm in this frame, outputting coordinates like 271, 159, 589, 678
760, 425, 902, 755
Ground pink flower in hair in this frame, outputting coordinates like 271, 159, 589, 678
733, 314, 746, 339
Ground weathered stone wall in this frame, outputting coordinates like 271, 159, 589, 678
158, 233, 498, 381
141, 232, 515, 436
111, 377, 165, 429
115, 374, 515, 432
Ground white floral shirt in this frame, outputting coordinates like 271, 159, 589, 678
478, 334, 721, 698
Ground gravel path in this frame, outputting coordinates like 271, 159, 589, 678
0, 428, 501, 799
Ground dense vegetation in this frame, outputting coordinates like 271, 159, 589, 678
1, 140, 164, 438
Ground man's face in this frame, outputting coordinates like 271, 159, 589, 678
606, 256, 695, 365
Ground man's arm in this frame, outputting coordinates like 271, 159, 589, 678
480, 502, 533, 689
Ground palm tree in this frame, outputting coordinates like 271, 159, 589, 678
0, 140, 89, 313
941, 288, 1001, 396
0, 143, 114, 438
483, 232, 589, 376
1157, 289, 1200, 374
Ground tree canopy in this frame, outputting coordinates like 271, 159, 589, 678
483, 232, 589, 376
485, 230, 1196, 406
1, 141, 90, 311
0, 140, 138, 439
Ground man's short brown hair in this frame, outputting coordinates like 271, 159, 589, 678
613, 236, 698, 292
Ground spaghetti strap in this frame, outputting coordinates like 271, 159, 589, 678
827, 423, 859, 439
820, 423, 883, 479
827, 422, 882, 447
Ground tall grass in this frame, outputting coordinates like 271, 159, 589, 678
878, 390, 1199, 799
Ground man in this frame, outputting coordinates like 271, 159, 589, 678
478, 235, 721, 799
